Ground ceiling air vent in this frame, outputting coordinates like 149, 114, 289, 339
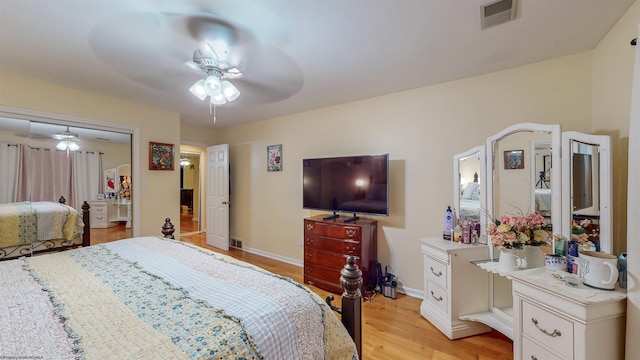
480, 0, 517, 29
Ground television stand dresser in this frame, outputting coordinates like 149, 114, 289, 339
304, 215, 377, 294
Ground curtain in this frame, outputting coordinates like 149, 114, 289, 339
0, 143, 20, 202
28, 148, 73, 203
626, 24, 640, 358
72, 151, 101, 210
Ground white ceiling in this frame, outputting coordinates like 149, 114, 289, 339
0, 0, 636, 129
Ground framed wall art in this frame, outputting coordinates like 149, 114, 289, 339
267, 144, 283, 172
149, 142, 174, 170
504, 149, 524, 170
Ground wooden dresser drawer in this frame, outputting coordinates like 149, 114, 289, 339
305, 235, 360, 255
522, 336, 563, 360
425, 256, 448, 289
305, 221, 360, 239
304, 263, 340, 282
303, 216, 377, 294
304, 249, 359, 269
426, 281, 448, 315
521, 301, 574, 359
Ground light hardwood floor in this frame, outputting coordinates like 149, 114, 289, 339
93, 224, 513, 360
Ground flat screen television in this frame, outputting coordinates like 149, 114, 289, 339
303, 154, 389, 219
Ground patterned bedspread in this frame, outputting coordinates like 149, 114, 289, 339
0, 236, 358, 360
0, 201, 83, 248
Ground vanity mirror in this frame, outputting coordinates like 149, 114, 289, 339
486, 123, 561, 254
561, 132, 612, 254
467, 123, 561, 339
453, 145, 486, 235
105, 168, 116, 197
452, 123, 614, 343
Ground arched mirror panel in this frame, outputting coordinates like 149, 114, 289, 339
561, 131, 612, 254
486, 123, 561, 259
453, 145, 486, 238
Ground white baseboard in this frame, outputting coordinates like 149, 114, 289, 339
243, 246, 303, 267
242, 246, 424, 299
400, 286, 424, 299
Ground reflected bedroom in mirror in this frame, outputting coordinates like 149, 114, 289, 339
0, 114, 134, 256
454, 145, 486, 238
562, 131, 612, 254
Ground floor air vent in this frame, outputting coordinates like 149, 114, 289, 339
230, 238, 243, 249
481, 0, 517, 29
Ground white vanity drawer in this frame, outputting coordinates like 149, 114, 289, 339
426, 257, 448, 289
521, 301, 573, 359
426, 281, 448, 315
522, 336, 563, 360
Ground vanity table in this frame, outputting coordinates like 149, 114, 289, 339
512, 268, 626, 360
424, 123, 620, 351
114, 199, 131, 228
419, 237, 491, 339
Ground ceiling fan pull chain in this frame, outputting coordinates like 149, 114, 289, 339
211, 104, 217, 124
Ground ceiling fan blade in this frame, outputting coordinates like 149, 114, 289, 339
231, 44, 304, 104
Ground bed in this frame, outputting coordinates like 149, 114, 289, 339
459, 180, 481, 221
0, 197, 90, 260
0, 232, 359, 359
534, 188, 551, 216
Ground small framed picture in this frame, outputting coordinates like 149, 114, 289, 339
267, 144, 283, 172
149, 142, 174, 170
504, 150, 524, 170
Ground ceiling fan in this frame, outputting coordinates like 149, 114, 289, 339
186, 43, 242, 105
53, 126, 81, 154
88, 10, 304, 116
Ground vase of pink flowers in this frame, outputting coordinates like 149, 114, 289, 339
486, 212, 550, 269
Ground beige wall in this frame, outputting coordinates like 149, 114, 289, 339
218, 51, 594, 293
0, 73, 182, 236
591, 4, 638, 357
592, 0, 640, 254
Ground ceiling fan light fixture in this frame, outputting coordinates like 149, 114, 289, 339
56, 141, 68, 151
221, 80, 240, 102
189, 79, 207, 101
68, 141, 79, 151
210, 92, 227, 105
204, 74, 221, 96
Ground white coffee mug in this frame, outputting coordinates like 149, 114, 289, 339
579, 251, 619, 290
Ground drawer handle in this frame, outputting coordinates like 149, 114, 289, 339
346, 246, 356, 254
306, 224, 313, 231
306, 238, 313, 245
430, 267, 442, 277
430, 291, 443, 301
305, 253, 312, 259
306, 267, 313, 273
531, 318, 561, 337
96, 216, 104, 220
96, 208, 104, 212
531, 356, 538, 360
345, 229, 356, 237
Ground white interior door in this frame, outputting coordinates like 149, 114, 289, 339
206, 144, 229, 250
